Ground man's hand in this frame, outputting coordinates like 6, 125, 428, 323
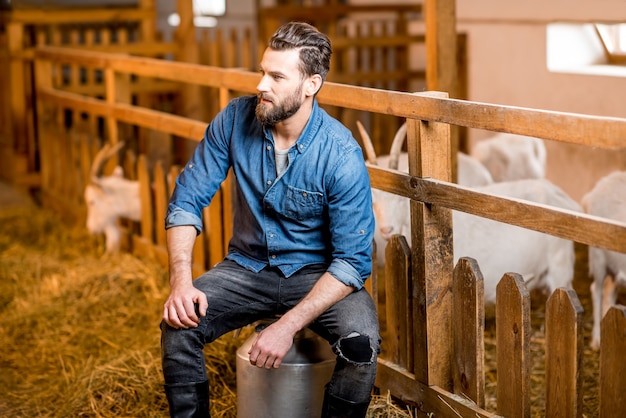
163, 283, 208, 329
248, 321, 297, 369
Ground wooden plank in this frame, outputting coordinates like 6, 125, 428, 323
375, 359, 499, 418
36, 88, 208, 141
496, 273, 531, 418
60, 79, 181, 97
6, 8, 154, 25
34, 57, 54, 191
407, 95, 454, 388
8, 22, 26, 153
367, 167, 626, 254
189, 206, 208, 278
332, 34, 425, 49
153, 161, 167, 247
34, 47, 626, 148
384, 234, 412, 371
599, 306, 626, 418
452, 257, 485, 407
545, 288, 584, 418
214, 170, 237, 265
174, 0, 202, 121
137, 155, 153, 243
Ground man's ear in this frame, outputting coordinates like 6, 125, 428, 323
305, 74, 323, 97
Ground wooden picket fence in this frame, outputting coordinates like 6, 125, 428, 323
33, 46, 626, 417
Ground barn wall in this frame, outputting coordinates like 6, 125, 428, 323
457, 0, 626, 201
152, 0, 626, 202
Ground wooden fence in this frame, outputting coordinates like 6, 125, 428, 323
0, 1, 175, 186
2, 1, 458, 189
33, 46, 626, 417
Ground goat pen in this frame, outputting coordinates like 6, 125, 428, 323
33, 46, 626, 417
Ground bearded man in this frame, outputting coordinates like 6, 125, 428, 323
161, 21, 380, 418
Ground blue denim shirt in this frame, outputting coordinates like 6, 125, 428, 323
166, 95, 374, 289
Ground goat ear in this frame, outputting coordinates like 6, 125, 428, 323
112, 166, 124, 178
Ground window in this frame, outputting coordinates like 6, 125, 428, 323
193, 0, 226, 17
547, 22, 626, 77
167, 0, 225, 28
595, 23, 626, 65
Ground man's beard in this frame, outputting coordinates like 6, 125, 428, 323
255, 84, 303, 126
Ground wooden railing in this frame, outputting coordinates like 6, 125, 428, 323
0, 1, 175, 186
33, 46, 626, 417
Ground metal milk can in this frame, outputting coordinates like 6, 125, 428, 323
236, 321, 335, 418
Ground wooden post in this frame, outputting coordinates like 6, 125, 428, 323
105, 68, 131, 149
425, 0, 460, 181
33, 56, 54, 192
138, 0, 156, 43
174, 0, 202, 165
175, 0, 201, 119
4, 21, 29, 183
407, 91, 454, 388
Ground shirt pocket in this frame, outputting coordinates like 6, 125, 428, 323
284, 186, 324, 222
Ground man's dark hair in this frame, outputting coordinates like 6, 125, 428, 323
267, 21, 332, 81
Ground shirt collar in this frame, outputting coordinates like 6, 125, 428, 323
294, 100, 321, 154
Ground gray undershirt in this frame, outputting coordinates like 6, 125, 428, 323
275, 148, 289, 176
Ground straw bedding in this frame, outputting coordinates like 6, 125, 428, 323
0, 199, 601, 417
0, 202, 412, 417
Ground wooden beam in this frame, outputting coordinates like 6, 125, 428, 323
367, 166, 626, 254
376, 359, 499, 418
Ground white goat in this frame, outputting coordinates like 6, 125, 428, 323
581, 170, 626, 350
357, 121, 493, 266
471, 133, 547, 182
359, 122, 580, 306
84, 141, 141, 253
454, 179, 581, 305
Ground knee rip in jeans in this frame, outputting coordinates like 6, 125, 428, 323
335, 332, 375, 365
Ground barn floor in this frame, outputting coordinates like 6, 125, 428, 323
0, 181, 36, 210
0, 180, 607, 417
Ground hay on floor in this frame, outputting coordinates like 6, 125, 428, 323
0, 204, 412, 417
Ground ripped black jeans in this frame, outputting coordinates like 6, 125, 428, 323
160, 259, 381, 404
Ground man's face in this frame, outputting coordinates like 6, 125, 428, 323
256, 48, 307, 125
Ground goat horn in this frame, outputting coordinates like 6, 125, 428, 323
388, 122, 407, 170
90, 141, 126, 184
356, 121, 378, 165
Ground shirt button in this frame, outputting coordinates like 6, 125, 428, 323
267, 180, 272, 185
269, 233, 274, 238
271, 255, 276, 259
266, 145, 271, 151
302, 192, 307, 197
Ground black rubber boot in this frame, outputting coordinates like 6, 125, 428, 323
164, 380, 210, 418
321, 390, 371, 418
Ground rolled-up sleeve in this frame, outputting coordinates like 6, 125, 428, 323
327, 258, 364, 289
165, 206, 204, 235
